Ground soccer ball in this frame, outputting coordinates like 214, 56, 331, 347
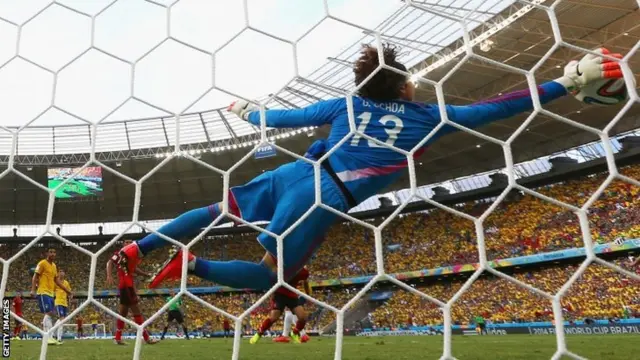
574, 78, 630, 105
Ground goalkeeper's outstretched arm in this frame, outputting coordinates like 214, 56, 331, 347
442, 48, 622, 133
229, 47, 622, 134
228, 98, 344, 128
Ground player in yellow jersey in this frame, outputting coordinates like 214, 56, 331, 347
54, 270, 71, 343
90, 312, 100, 338
31, 248, 71, 346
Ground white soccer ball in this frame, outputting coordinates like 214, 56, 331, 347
574, 78, 630, 105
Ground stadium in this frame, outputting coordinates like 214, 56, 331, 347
0, 0, 639, 359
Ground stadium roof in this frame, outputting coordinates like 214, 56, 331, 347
0, 1, 637, 171
0, 0, 639, 225
406, 0, 640, 184
0, 0, 518, 158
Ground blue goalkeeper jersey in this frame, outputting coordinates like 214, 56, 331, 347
247, 81, 567, 205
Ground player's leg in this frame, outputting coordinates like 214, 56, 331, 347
128, 288, 158, 345
115, 304, 128, 345
37, 295, 58, 345
160, 312, 173, 340
175, 311, 189, 340
253, 165, 346, 280
289, 305, 308, 343
149, 184, 344, 290
283, 311, 295, 338
13, 318, 22, 339
146, 167, 286, 290
129, 303, 157, 344
54, 306, 67, 342
130, 303, 156, 344
252, 308, 281, 344
120, 166, 280, 270
293, 298, 308, 341
147, 158, 348, 290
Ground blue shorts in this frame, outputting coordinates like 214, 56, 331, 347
55, 305, 68, 317
37, 295, 54, 314
230, 160, 348, 277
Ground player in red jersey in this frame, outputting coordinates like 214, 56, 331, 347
222, 318, 231, 338
250, 266, 310, 344
106, 240, 158, 346
12, 292, 24, 340
76, 316, 84, 339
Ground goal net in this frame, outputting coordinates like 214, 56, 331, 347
0, 1, 638, 360
62, 324, 107, 340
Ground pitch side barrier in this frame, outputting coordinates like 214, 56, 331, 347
353, 319, 640, 337
4, 240, 639, 299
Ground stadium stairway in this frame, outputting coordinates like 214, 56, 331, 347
322, 292, 392, 333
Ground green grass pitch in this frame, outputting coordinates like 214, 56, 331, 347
7, 335, 635, 360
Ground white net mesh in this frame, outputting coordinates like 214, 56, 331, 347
0, 1, 639, 360
62, 323, 106, 339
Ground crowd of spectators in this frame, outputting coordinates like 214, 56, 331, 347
2, 165, 640, 335
371, 258, 640, 330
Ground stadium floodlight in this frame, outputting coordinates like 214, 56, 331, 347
479, 39, 494, 52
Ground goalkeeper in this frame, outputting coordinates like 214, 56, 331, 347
115, 45, 623, 291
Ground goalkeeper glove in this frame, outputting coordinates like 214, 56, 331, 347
556, 47, 623, 93
228, 99, 258, 121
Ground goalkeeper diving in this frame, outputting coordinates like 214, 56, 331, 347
114, 45, 624, 292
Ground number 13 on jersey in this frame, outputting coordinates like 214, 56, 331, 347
350, 112, 404, 148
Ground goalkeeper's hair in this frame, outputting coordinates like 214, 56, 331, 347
354, 43, 408, 102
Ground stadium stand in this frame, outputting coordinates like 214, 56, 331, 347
4, 163, 640, 337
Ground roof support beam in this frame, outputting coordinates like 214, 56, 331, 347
409, 2, 498, 17
326, 57, 353, 67
199, 112, 211, 143
284, 87, 323, 103
296, 77, 346, 97
87, 124, 92, 150
217, 110, 239, 142
161, 117, 170, 146
123, 121, 132, 150
270, 95, 299, 109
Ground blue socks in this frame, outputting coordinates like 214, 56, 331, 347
137, 203, 276, 290
192, 259, 275, 290
137, 204, 220, 255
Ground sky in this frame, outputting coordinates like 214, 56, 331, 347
0, 0, 403, 128
0, 0, 520, 159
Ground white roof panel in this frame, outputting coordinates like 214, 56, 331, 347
0, 1, 518, 155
